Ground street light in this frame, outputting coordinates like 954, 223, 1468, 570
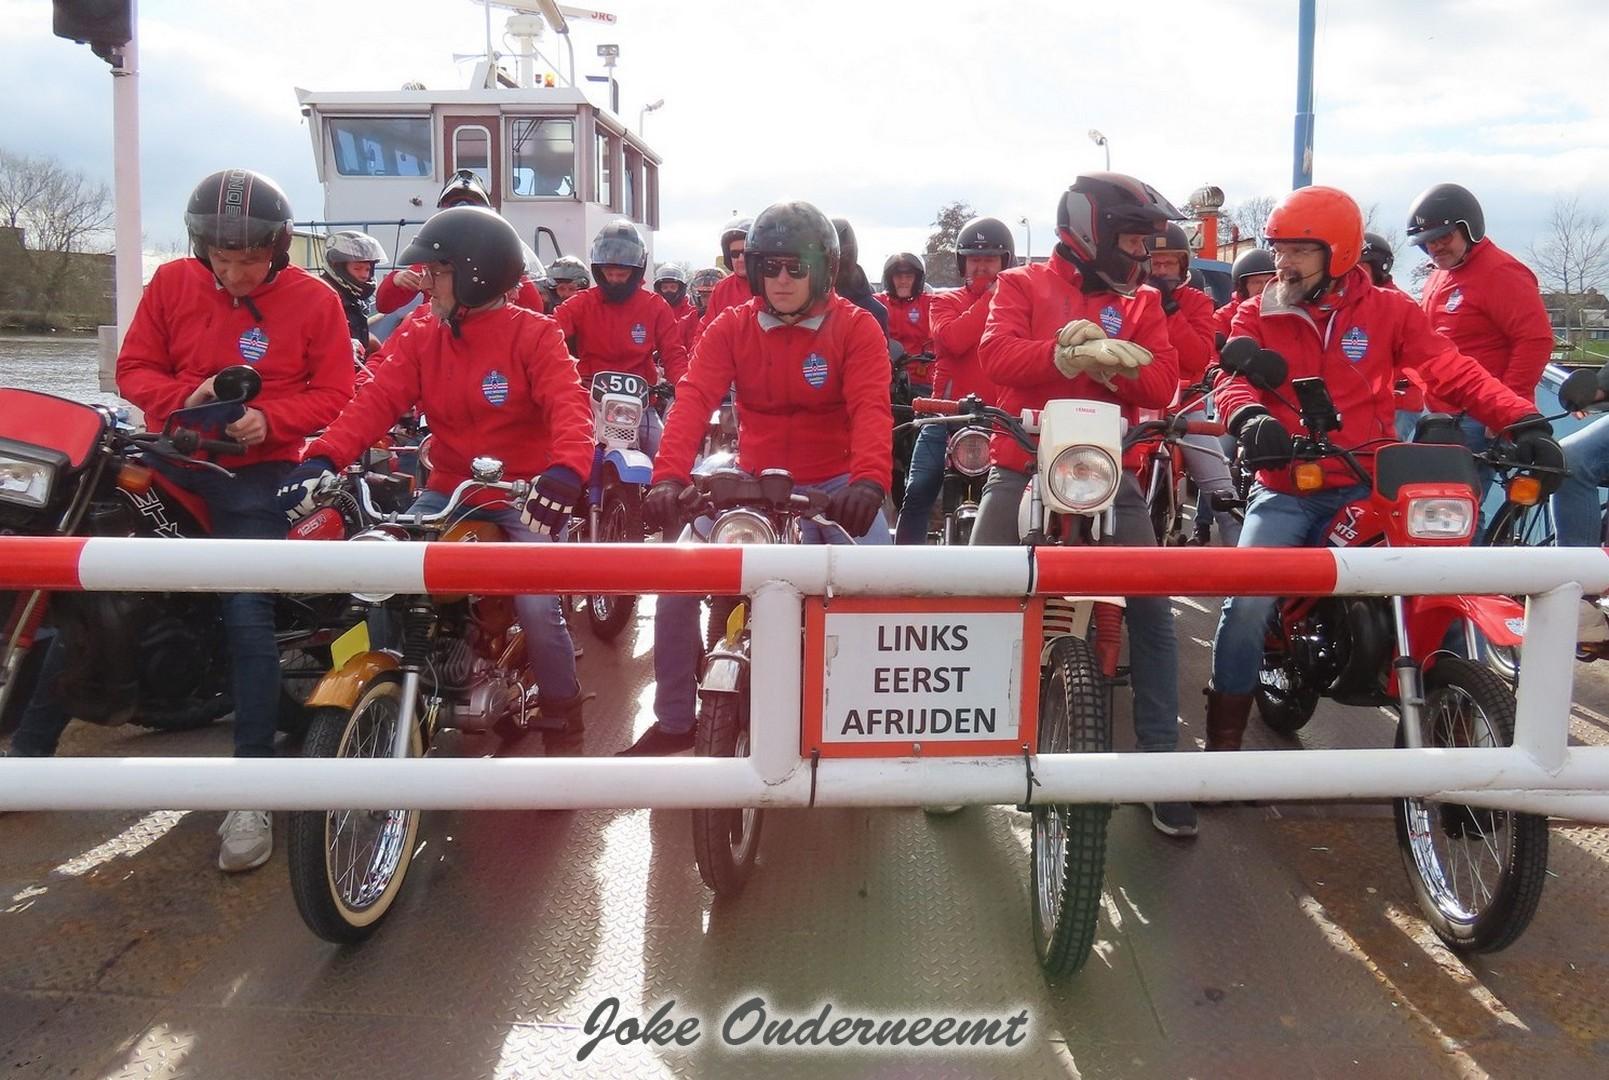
639, 98, 664, 135
1088, 129, 1110, 170
1017, 216, 1031, 263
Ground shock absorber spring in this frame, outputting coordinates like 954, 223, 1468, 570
1092, 601, 1124, 679
400, 603, 435, 671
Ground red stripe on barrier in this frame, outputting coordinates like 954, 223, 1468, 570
1032, 546, 1340, 597
0, 536, 87, 590
422, 542, 744, 595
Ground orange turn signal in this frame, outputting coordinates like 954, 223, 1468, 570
115, 462, 154, 495
1294, 462, 1325, 492
1506, 475, 1542, 507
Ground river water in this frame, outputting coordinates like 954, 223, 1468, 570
0, 333, 127, 409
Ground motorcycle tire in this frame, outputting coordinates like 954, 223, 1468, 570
1478, 500, 1553, 683
586, 486, 643, 642
1031, 635, 1113, 978
1393, 657, 1548, 953
287, 680, 423, 945
691, 692, 761, 897
1255, 649, 1319, 735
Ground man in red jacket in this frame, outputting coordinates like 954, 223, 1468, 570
653, 263, 702, 355
617, 200, 892, 755
553, 220, 687, 454
976, 173, 1197, 838
1205, 186, 1554, 752
1359, 231, 1424, 442
114, 168, 351, 872
877, 252, 934, 387
893, 216, 1011, 544
1212, 247, 1276, 341
280, 206, 595, 734
1409, 183, 1554, 493
701, 215, 756, 325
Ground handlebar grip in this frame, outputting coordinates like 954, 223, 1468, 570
911, 397, 960, 416
199, 438, 245, 456
1183, 419, 1226, 437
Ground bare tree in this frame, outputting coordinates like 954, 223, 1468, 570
1223, 195, 1277, 245
1529, 194, 1609, 353
923, 201, 977, 287
0, 148, 113, 327
1360, 202, 1404, 266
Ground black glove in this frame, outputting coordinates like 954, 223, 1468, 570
644, 479, 690, 533
1234, 411, 1294, 469
826, 480, 886, 538
277, 456, 336, 523
1508, 414, 1564, 489
521, 465, 583, 537
1153, 278, 1181, 316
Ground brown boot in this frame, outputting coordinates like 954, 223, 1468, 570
1204, 688, 1254, 751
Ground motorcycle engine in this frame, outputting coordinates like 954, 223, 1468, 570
140, 600, 223, 702
1289, 597, 1392, 701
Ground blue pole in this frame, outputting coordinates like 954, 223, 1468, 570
1293, 0, 1315, 189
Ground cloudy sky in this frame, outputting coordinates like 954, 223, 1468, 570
4, 0, 1607, 282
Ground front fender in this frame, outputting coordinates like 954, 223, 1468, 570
699, 654, 748, 695
604, 448, 653, 486
1408, 594, 1527, 651
304, 650, 400, 711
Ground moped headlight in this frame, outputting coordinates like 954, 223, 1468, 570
1407, 497, 1475, 540
709, 509, 776, 546
1046, 446, 1117, 511
349, 525, 408, 603
946, 428, 991, 477
0, 454, 55, 509
603, 399, 642, 427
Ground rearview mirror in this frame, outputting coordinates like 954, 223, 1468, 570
212, 365, 262, 405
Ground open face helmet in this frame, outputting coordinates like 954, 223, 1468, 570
881, 252, 926, 298
745, 201, 840, 316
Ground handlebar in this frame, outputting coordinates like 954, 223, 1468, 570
911, 396, 960, 416
330, 471, 530, 528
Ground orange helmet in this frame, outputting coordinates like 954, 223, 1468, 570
1265, 186, 1364, 279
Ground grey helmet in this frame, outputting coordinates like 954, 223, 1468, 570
548, 255, 591, 289
589, 219, 648, 302
689, 266, 725, 314
653, 262, 689, 307
323, 230, 387, 300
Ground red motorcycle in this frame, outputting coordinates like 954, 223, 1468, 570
0, 366, 361, 737
1233, 348, 1557, 954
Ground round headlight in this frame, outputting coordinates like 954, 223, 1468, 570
946, 428, 992, 477
709, 509, 777, 546
349, 525, 407, 603
1047, 446, 1118, 511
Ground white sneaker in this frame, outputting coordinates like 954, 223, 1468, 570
922, 805, 966, 816
218, 810, 273, 872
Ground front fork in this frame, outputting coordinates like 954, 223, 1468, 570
1391, 594, 1425, 748
390, 602, 434, 759
0, 590, 49, 721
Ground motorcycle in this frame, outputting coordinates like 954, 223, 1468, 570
287, 459, 561, 943
0, 366, 355, 737
1237, 349, 1555, 953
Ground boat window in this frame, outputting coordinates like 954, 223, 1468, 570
508, 117, 576, 197
327, 117, 432, 177
453, 125, 492, 190
644, 160, 659, 229
623, 147, 640, 222
595, 128, 618, 210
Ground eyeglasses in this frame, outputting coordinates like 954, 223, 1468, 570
1267, 241, 1325, 258
418, 262, 454, 280
759, 257, 809, 280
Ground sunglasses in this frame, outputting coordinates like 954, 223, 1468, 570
759, 257, 809, 280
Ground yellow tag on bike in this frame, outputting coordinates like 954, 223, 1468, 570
724, 602, 747, 646
330, 621, 371, 671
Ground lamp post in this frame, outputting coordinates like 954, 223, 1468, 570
1088, 129, 1110, 170
1018, 216, 1031, 264
639, 98, 664, 135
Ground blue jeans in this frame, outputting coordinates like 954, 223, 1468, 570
406, 490, 580, 702
895, 421, 948, 544
652, 472, 891, 735
1211, 483, 1370, 695
640, 408, 663, 459
1395, 409, 1423, 444
1457, 414, 1497, 511
1552, 414, 1609, 547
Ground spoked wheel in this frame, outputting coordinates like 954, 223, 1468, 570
1031, 636, 1113, 977
691, 693, 761, 896
1394, 657, 1549, 953
586, 486, 643, 641
1255, 647, 1319, 735
1145, 458, 1177, 546
288, 679, 423, 944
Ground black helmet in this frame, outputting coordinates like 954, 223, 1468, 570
689, 266, 724, 314
1056, 172, 1183, 295
323, 230, 387, 300
745, 201, 840, 314
1145, 222, 1192, 275
830, 217, 859, 291
1406, 183, 1485, 248
1230, 247, 1276, 300
548, 255, 591, 289
653, 262, 688, 306
955, 216, 1016, 277
881, 252, 926, 297
720, 216, 752, 271
399, 206, 524, 309
589, 219, 648, 303
437, 169, 491, 209
184, 168, 294, 274
1360, 231, 1395, 284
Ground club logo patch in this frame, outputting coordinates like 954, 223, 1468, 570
237, 327, 268, 363
631, 322, 647, 346
1445, 288, 1464, 313
1505, 617, 1526, 636
802, 352, 829, 388
1098, 304, 1123, 336
1340, 326, 1369, 362
906, 306, 920, 324
481, 369, 510, 406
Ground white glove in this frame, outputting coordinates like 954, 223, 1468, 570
1053, 342, 1100, 379
1072, 338, 1153, 378
1057, 319, 1106, 348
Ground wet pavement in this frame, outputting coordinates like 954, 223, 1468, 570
3, 595, 1609, 1078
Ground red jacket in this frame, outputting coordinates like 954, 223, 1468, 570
1223, 266, 1537, 494
877, 292, 934, 383
1420, 238, 1553, 410
117, 260, 354, 466
656, 294, 892, 490
1164, 283, 1217, 390
553, 285, 688, 386
376, 265, 547, 315
306, 304, 592, 497
978, 252, 1180, 473
928, 281, 998, 403
706, 271, 754, 323
667, 296, 702, 354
